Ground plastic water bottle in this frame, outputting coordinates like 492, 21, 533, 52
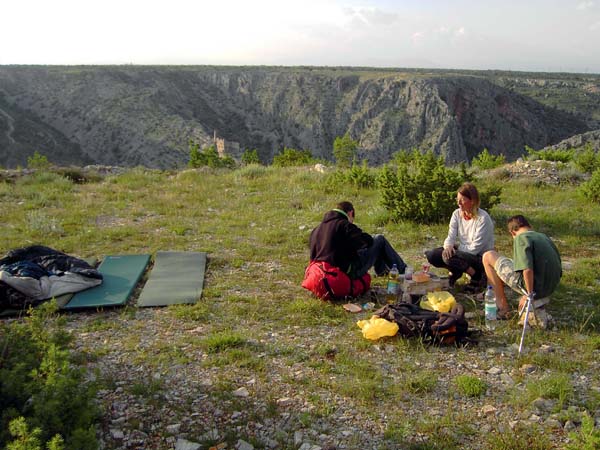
386, 264, 400, 303
484, 285, 497, 330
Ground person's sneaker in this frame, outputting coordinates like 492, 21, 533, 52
519, 306, 550, 329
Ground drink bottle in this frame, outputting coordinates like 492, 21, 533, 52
484, 285, 497, 330
386, 264, 400, 303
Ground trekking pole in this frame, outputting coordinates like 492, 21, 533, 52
518, 291, 535, 355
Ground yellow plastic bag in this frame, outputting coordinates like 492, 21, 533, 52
420, 291, 456, 313
356, 315, 399, 340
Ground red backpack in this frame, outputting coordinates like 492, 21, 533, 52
302, 260, 371, 300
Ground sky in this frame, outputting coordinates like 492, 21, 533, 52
2, 0, 600, 73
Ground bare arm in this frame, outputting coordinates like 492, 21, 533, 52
522, 268, 534, 295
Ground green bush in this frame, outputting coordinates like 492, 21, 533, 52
0, 303, 98, 449
580, 167, 600, 203
379, 151, 486, 224
471, 148, 506, 170
390, 149, 415, 165
332, 134, 358, 168
272, 148, 316, 167
328, 160, 377, 189
573, 143, 600, 174
27, 152, 51, 170
188, 141, 236, 169
526, 145, 574, 163
241, 148, 261, 165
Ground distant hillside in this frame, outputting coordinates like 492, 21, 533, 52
0, 66, 596, 169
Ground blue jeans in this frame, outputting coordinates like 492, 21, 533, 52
350, 234, 406, 278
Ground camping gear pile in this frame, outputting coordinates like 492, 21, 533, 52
363, 302, 470, 345
0, 246, 207, 313
0, 245, 103, 311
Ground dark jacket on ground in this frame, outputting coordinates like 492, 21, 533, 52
309, 210, 373, 274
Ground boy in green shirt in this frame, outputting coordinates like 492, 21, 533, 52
482, 215, 562, 327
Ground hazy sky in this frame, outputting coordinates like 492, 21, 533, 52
2, 0, 600, 73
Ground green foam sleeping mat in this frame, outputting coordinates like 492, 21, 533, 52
137, 251, 206, 307
62, 254, 151, 310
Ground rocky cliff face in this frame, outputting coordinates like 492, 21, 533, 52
0, 66, 591, 168
541, 129, 600, 152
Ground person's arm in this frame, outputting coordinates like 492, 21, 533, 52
522, 268, 534, 295
443, 210, 459, 251
345, 222, 373, 250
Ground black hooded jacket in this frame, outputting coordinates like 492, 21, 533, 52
309, 210, 373, 273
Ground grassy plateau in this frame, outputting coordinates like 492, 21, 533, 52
0, 164, 599, 449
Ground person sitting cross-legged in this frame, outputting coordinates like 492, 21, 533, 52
425, 182, 495, 292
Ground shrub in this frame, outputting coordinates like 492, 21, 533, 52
27, 151, 51, 170
471, 148, 506, 170
378, 150, 501, 224
241, 148, 261, 165
328, 160, 377, 189
188, 141, 236, 169
573, 143, 600, 174
0, 303, 98, 448
332, 134, 358, 168
390, 149, 416, 165
272, 148, 315, 167
580, 167, 600, 203
526, 145, 574, 163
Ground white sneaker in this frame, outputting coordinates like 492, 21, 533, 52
519, 306, 550, 329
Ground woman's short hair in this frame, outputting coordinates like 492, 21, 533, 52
458, 182, 480, 214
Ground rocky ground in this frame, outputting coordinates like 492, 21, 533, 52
63, 289, 600, 450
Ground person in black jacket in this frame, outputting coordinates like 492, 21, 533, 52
309, 201, 406, 278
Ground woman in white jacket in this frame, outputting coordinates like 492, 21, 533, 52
425, 182, 495, 292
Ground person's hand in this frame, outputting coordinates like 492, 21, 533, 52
442, 246, 455, 263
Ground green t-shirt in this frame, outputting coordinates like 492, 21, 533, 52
513, 230, 562, 298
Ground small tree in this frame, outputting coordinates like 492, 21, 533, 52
241, 148, 261, 165
574, 143, 600, 174
188, 141, 236, 169
471, 148, 506, 170
272, 148, 315, 167
27, 151, 51, 170
378, 150, 501, 224
581, 167, 600, 203
333, 134, 358, 168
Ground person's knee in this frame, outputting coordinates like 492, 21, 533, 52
483, 250, 498, 266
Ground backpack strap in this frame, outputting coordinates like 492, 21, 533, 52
321, 276, 336, 299
315, 262, 352, 300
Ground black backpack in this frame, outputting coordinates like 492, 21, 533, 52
373, 302, 471, 346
